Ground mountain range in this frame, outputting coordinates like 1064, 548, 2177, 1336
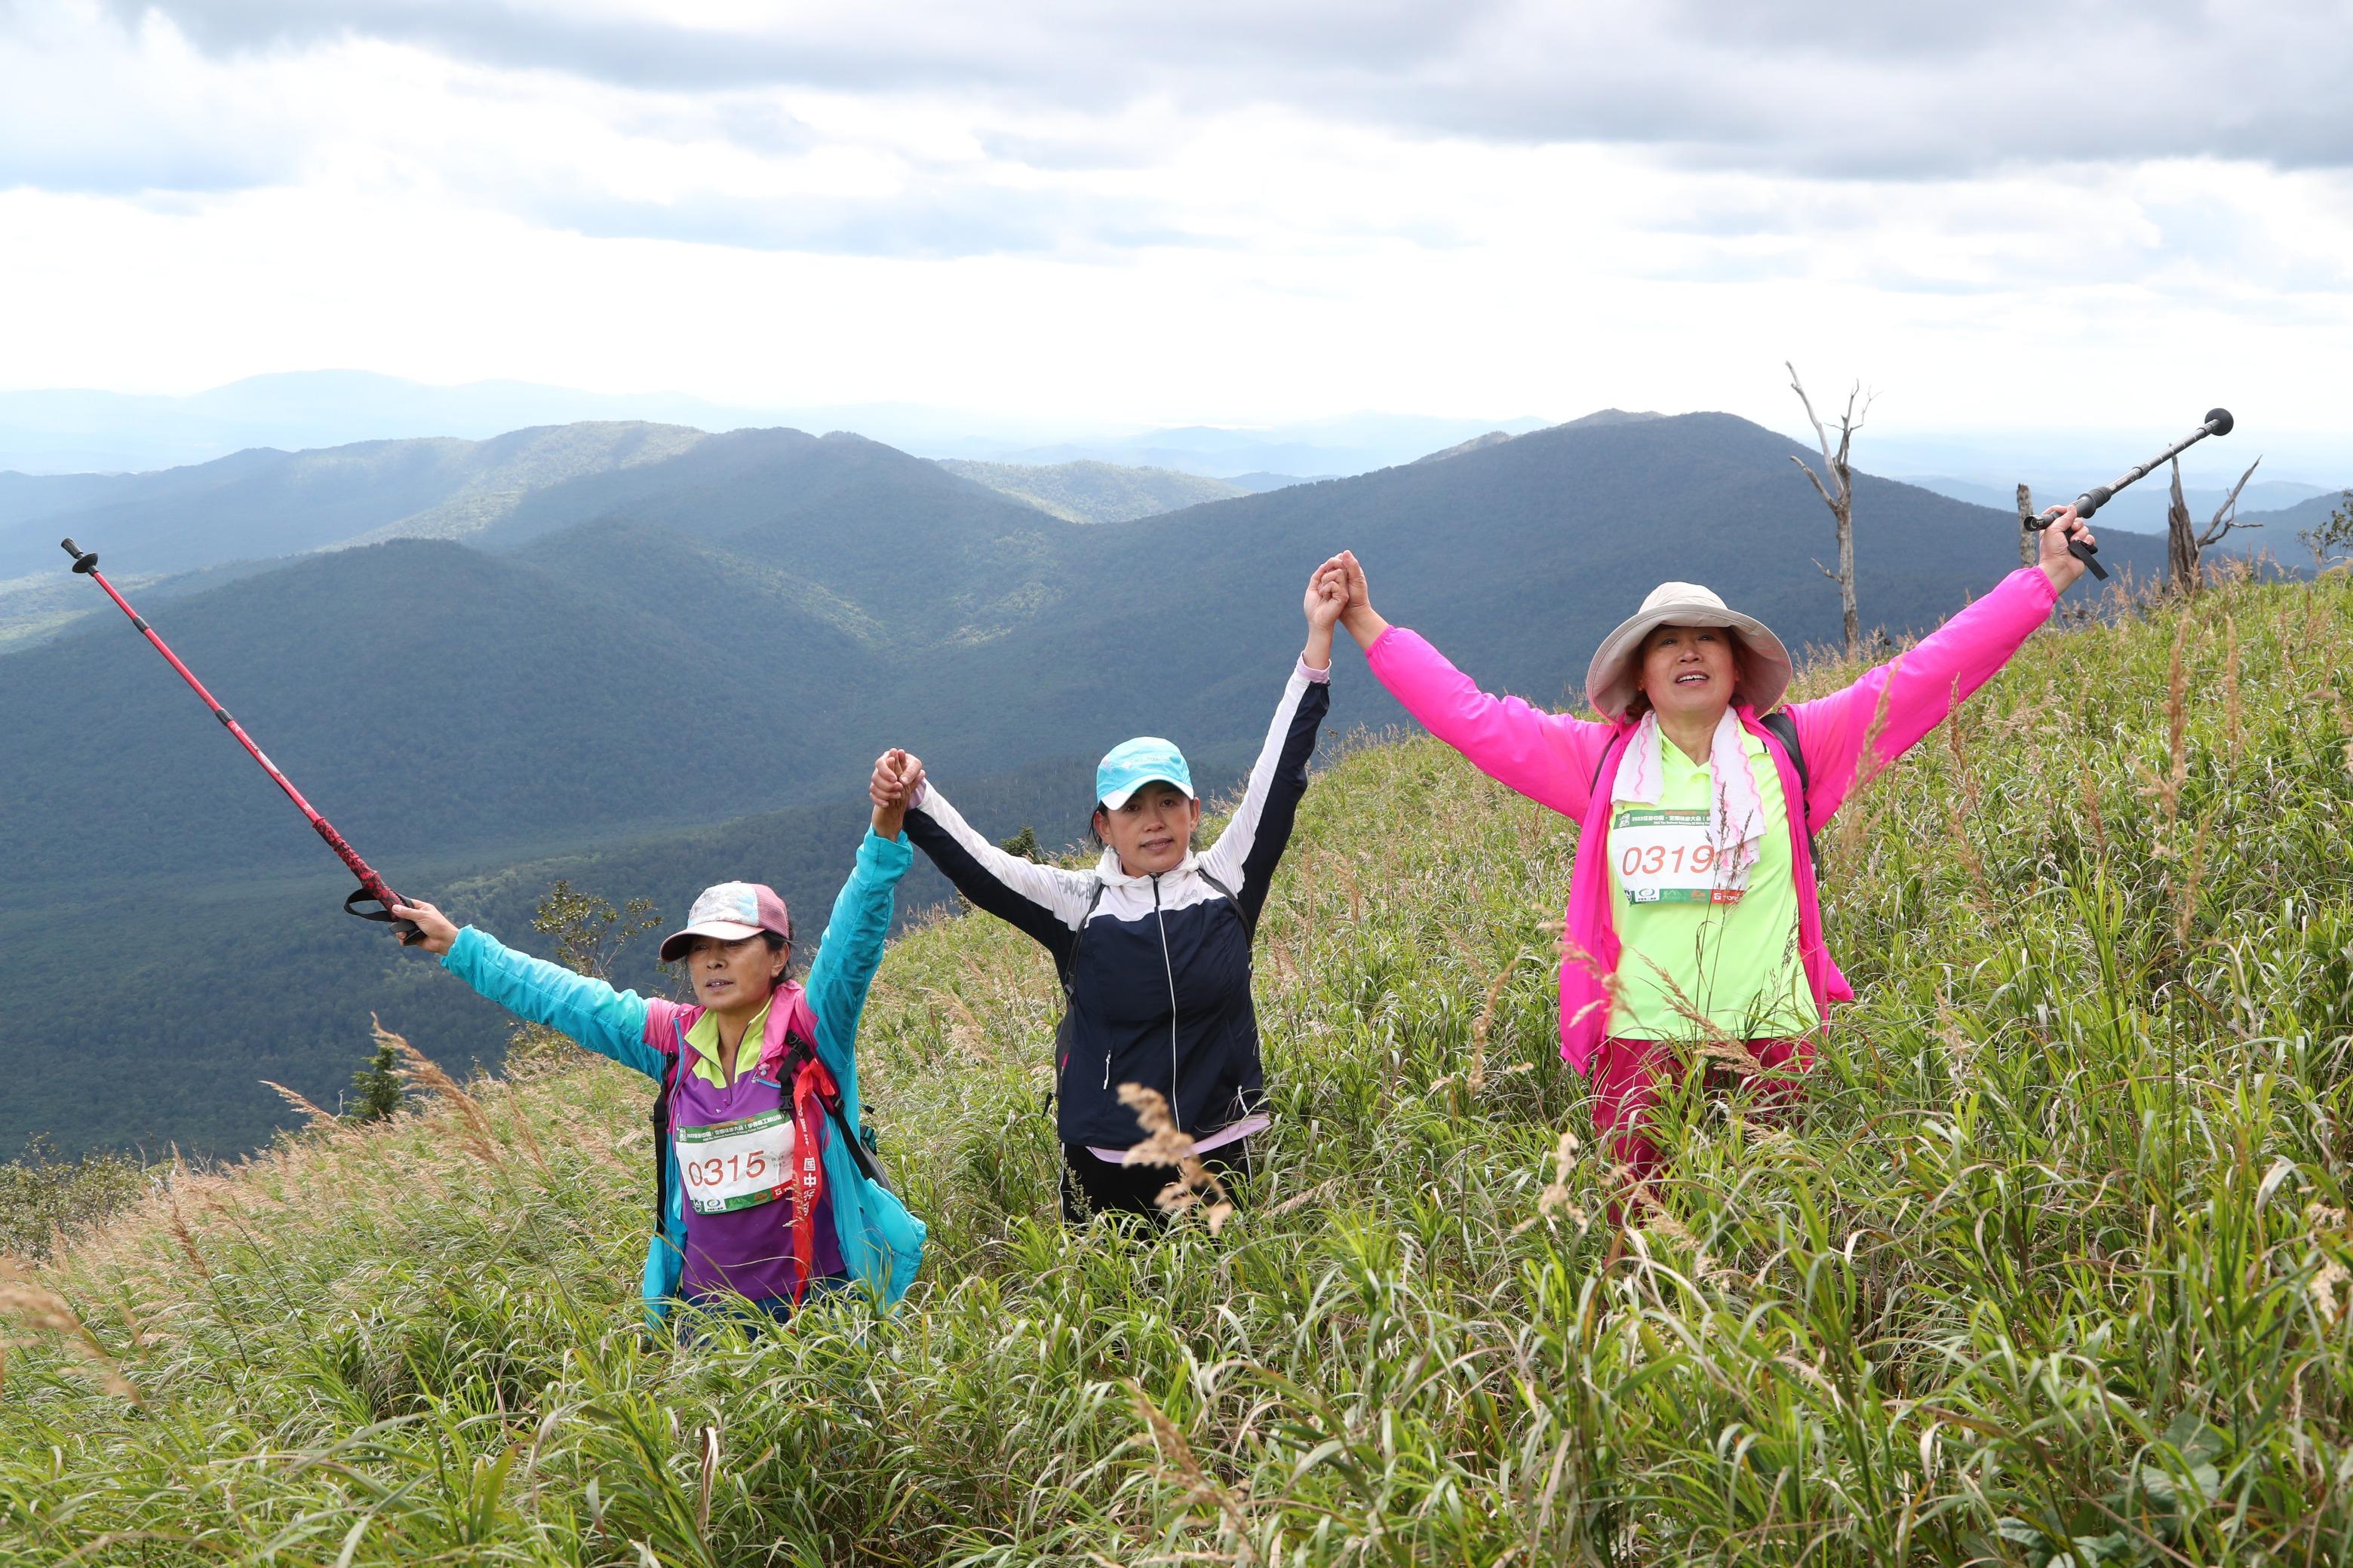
0, 370, 1554, 483
934, 460, 1249, 523
1, 409, 2192, 1158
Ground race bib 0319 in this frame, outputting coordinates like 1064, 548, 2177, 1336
1612, 807, 1748, 906
674, 1109, 797, 1215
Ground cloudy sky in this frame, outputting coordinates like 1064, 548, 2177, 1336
4, 0, 2350, 462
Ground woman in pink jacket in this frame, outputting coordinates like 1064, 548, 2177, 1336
1315, 509, 2098, 1188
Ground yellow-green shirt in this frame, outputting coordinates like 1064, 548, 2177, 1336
683, 997, 769, 1088
1607, 730, 1820, 1041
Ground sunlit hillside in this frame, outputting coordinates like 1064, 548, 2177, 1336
4, 569, 2350, 1566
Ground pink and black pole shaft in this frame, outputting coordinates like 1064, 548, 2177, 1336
59, 537, 422, 944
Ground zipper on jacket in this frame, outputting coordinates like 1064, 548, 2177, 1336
1152, 874, 1182, 1128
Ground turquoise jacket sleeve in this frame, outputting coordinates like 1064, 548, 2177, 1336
802, 828, 912, 1124
440, 925, 665, 1081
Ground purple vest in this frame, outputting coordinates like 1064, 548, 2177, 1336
649, 987, 845, 1301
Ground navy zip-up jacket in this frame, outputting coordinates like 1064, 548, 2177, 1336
905, 659, 1329, 1149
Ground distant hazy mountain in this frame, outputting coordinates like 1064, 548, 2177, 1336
994, 412, 1555, 479
4, 408, 2179, 1158
2238, 489, 2347, 542
0, 373, 798, 476
1556, 409, 1667, 429
0, 368, 1570, 487
0, 422, 709, 579
1412, 431, 1518, 464
1223, 472, 1332, 492
935, 459, 1247, 523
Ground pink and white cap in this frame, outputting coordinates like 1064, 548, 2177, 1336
658, 880, 792, 962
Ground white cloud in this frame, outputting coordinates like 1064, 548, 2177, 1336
77, 0, 2353, 174
0, 0, 2345, 477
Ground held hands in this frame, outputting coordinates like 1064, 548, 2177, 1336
2035, 506, 2099, 593
388, 898, 459, 956
869, 748, 925, 838
1304, 557, 1348, 633
1302, 554, 1348, 670
1307, 549, 1387, 651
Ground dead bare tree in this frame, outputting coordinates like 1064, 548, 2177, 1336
2015, 483, 2039, 569
2164, 453, 2262, 594
1786, 363, 1870, 658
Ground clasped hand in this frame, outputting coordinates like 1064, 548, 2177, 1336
868, 748, 925, 837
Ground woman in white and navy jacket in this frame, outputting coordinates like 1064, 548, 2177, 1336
882, 560, 1344, 1220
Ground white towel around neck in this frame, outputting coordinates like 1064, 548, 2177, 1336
1610, 710, 1768, 877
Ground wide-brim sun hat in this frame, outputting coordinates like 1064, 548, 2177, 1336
659, 880, 793, 963
1095, 736, 1196, 811
1584, 581, 1795, 722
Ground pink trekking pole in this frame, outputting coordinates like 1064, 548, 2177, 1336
60, 536, 423, 944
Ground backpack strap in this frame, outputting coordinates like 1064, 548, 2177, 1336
1587, 727, 1633, 797
1043, 879, 1107, 1120
1059, 878, 1108, 1002
649, 1019, 684, 1237
781, 1026, 895, 1195
1758, 709, 1820, 870
1194, 865, 1258, 948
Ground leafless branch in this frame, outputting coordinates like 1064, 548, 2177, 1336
1789, 453, 1838, 508
1786, 361, 1864, 656
2198, 456, 2265, 547
1787, 360, 1833, 473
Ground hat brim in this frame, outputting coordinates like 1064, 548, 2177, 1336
658, 919, 766, 963
1584, 600, 1794, 721
1098, 775, 1197, 812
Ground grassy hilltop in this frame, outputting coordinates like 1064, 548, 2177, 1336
3, 571, 2351, 1565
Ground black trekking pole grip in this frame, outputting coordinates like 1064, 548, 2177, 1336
314, 820, 425, 946
344, 885, 426, 944
2032, 507, 2109, 580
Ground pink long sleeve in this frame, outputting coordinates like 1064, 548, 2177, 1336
1786, 566, 2058, 830
1365, 628, 1617, 818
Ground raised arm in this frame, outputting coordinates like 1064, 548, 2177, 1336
799, 830, 911, 1112
899, 760, 1098, 964
1786, 565, 2060, 827
1330, 552, 1613, 818
1195, 570, 1339, 922
394, 899, 666, 1079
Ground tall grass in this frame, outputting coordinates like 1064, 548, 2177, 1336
2, 571, 2349, 1565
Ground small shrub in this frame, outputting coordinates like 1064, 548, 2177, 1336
0, 1137, 149, 1261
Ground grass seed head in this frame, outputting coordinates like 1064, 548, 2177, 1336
0, 1258, 138, 1401
377, 1015, 504, 1168
260, 1079, 342, 1133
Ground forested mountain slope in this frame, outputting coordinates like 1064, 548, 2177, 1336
0, 411, 2176, 1158
5, 573, 2348, 1564
936, 459, 1248, 523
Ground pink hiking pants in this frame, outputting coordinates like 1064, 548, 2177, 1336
1592, 1034, 1814, 1187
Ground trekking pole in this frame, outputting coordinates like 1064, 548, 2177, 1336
2024, 408, 2234, 581
58, 537, 423, 944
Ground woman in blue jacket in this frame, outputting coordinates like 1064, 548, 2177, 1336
391, 771, 925, 1330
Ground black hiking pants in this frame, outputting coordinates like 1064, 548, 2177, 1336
1059, 1138, 1255, 1224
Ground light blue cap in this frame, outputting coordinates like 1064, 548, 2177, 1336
1095, 736, 1195, 811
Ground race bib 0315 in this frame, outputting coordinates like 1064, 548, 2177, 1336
1612, 807, 1748, 906
674, 1109, 798, 1215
